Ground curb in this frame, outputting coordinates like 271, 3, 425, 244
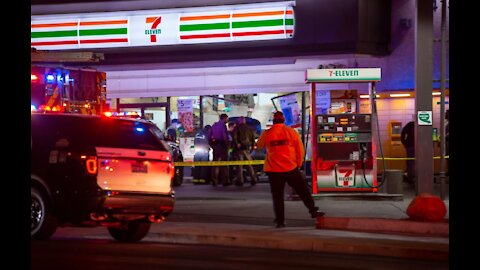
316, 217, 449, 237
147, 222, 449, 261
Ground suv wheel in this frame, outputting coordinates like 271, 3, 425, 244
107, 221, 151, 242
31, 187, 58, 240
172, 155, 184, 186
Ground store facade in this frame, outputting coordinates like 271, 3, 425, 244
32, 0, 448, 172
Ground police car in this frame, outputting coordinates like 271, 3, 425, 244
31, 113, 176, 242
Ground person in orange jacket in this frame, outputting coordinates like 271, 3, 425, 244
256, 111, 324, 228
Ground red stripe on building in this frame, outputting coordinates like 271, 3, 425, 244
31, 40, 78, 46
180, 33, 230, 40
232, 29, 292, 37
80, 38, 128, 44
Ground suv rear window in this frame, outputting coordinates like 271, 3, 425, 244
32, 114, 169, 151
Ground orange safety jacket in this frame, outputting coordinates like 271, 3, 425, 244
256, 123, 304, 172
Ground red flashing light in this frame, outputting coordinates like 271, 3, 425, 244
31, 74, 39, 82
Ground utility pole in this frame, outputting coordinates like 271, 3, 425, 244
415, 0, 434, 194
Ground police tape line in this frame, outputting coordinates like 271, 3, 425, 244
174, 156, 449, 167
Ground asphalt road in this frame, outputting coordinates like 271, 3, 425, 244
31, 237, 449, 270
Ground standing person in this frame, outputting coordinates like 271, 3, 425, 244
233, 116, 258, 186
445, 110, 449, 175
209, 114, 230, 186
401, 120, 415, 184
166, 119, 181, 142
193, 125, 212, 184
256, 111, 324, 228
227, 121, 237, 184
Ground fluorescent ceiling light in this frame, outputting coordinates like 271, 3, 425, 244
389, 93, 411, 97
359, 94, 380, 98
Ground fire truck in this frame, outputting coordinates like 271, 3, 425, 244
30, 48, 108, 114
31, 65, 108, 115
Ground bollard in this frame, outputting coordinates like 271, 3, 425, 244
385, 169, 404, 194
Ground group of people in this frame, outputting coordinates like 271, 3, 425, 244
207, 114, 259, 187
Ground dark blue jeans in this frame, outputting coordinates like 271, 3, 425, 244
211, 143, 229, 185
268, 168, 317, 223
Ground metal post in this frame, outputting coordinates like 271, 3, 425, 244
199, 96, 204, 129
166, 97, 171, 130
301, 91, 307, 172
415, 0, 434, 194
370, 82, 379, 188
438, 0, 447, 200
311, 83, 318, 194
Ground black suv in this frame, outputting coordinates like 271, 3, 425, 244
164, 138, 184, 186
31, 113, 176, 242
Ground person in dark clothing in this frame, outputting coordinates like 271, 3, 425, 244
401, 121, 415, 184
445, 110, 449, 175
192, 125, 212, 184
233, 116, 258, 186
209, 113, 230, 186
256, 111, 324, 228
166, 119, 181, 142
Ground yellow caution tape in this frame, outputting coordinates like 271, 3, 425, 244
174, 156, 449, 167
174, 160, 265, 167
375, 156, 449, 161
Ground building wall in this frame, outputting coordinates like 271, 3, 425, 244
354, 0, 449, 92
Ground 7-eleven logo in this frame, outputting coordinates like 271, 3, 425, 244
145, 16, 162, 42
336, 166, 355, 187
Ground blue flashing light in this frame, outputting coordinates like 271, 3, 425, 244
46, 75, 55, 83
135, 127, 145, 133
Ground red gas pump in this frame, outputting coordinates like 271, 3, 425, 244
306, 68, 382, 194
316, 113, 377, 192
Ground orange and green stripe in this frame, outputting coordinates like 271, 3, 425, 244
31, 21, 79, 48
179, 7, 294, 43
78, 19, 128, 45
31, 18, 129, 49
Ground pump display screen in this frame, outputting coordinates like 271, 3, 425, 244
317, 114, 371, 133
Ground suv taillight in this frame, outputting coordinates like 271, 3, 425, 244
81, 155, 98, 175
169, 163, 175, 179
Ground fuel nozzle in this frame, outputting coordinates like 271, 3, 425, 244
359, 143, 368, 161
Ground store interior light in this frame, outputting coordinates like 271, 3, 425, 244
432, 92, 441, 96
389, 93, 411, 97
359, 94, 380, 98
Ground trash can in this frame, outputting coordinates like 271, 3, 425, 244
385, 169, 404, 194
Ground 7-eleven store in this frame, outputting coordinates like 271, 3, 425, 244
31, 0, 448, 186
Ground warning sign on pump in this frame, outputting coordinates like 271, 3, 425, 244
335, 164, 356, 187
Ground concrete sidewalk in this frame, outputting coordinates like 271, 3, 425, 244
146, 221, 449, 261
153, 180, 449, 260
52, 180, 449, 261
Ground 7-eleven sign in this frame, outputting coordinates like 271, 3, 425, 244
335, 165, 356, 187
145, 16, 162, 42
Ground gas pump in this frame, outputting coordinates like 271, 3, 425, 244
316, 113, 376, 191
306, 68, 382, 194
